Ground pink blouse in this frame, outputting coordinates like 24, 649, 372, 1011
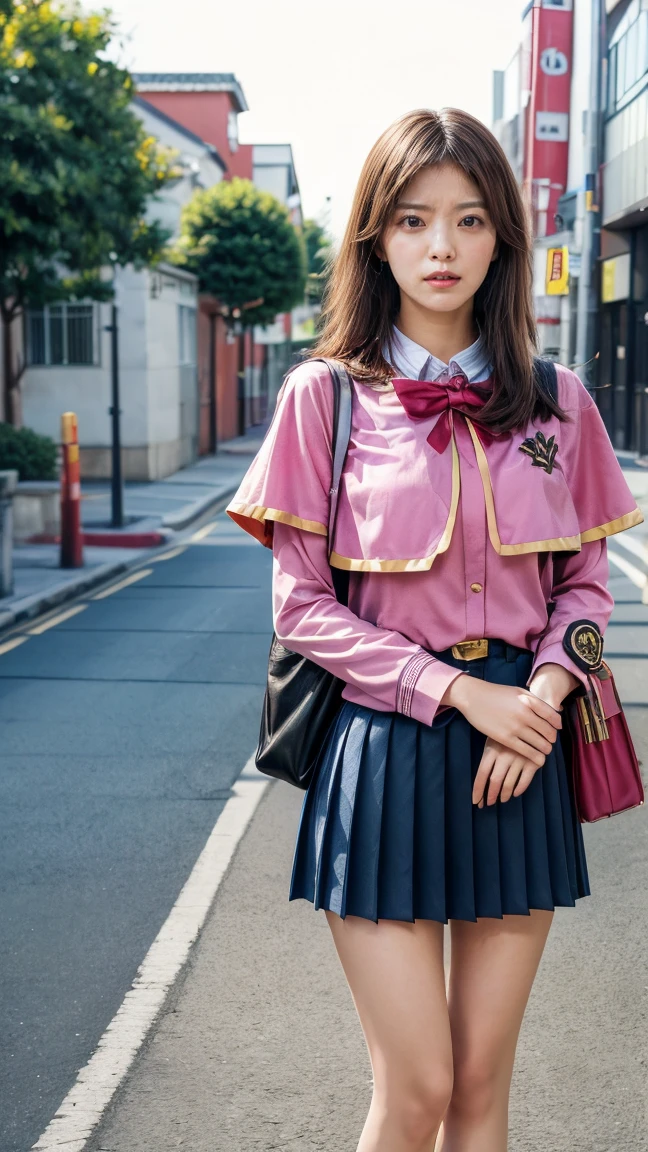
226, 341, 644, 727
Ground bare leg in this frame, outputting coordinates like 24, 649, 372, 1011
437, 909, 553, 1152
325, 911, 454, 1152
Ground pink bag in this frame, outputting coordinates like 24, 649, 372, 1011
563, 660, 645, 822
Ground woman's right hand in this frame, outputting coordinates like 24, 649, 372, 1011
440, 674, 562, 765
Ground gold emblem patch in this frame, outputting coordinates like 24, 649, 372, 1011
519, 430, 558, 474
563, 620, 604, 674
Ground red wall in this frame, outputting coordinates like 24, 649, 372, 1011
136, 90, 253, 179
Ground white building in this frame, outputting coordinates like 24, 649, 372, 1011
20, 99, 225, 480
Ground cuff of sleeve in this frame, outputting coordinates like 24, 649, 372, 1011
526, 640, 590, 691
397, 653, 468, 726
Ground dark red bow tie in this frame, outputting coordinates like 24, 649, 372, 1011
392, 373, 496, 454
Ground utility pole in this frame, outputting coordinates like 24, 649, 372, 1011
575, 0, 603, 385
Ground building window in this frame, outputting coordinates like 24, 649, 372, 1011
178, 304, 197, 366
25, 303, 99, 366
227, 109, 239, 153
607, 6, 648, 115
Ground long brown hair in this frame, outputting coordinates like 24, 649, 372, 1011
312, 108, 569, 431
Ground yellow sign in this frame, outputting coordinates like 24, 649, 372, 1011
546, 246, 569, 295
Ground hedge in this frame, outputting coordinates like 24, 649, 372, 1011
0, 423, 58, 481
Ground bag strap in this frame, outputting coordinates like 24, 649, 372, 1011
285, 356, 353, 606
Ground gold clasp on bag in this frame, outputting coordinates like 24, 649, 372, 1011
451, 638, 489, 661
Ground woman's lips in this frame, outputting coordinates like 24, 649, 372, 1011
425, 275, 461, 288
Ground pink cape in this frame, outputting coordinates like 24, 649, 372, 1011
226, 360, 643, 571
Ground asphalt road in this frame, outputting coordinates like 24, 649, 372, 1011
2, 512, 647, 1151
88, 558, 648, 1152
0, 514, 273, 1152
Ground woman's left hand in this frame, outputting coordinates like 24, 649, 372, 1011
472, 737, 544, 807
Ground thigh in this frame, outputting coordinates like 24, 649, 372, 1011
325, 912, 453, 1089
447, 910, 554, 1071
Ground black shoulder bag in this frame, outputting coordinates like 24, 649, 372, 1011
255, 358, 354, 790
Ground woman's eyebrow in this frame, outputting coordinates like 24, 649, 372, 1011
395, 199, 487, 210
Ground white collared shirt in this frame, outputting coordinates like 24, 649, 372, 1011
387, 325, 493, 384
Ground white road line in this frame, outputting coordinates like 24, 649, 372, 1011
0, 636, 27, 656
28, 605, 87, 635
610, 532, 648, 566
92, 569, 153, 599
608, 547, 647, 591
31, 755, 270, 1152
189, 521, 217, 543
150, 545, 187, 563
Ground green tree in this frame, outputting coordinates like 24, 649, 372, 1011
0, 0, 179, 424
302, 218, 334, 307
173, 177, 307, 329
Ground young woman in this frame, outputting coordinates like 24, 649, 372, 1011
226, 108, 643, 1151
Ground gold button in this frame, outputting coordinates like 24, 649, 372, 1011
470, 582, 483, 593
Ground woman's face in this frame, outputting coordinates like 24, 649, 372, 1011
378, 163, 499, 319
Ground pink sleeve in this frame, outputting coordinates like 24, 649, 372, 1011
526, 538, 614, 690
272, 520, 467, 725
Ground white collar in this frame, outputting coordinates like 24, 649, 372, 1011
387, 325, 493, 383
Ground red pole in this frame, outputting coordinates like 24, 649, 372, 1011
60, 411, 84, 568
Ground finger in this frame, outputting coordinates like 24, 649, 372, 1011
496, 734, 547, 766
473, 749, 497, 805
499, 760, 527, 803
525, 693, 563, 729
485, 753, 515, 805
486, 765, 510, 806
513, 765, 539, 798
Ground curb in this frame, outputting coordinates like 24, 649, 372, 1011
161, 488, 237, 532
0, 485, 240, 638
0, 558, 131, 633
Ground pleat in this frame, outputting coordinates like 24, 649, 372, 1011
313, 706, 368, 913
289, 642, 591, 923
412, 720, 447, 921
488, 651, 530, 917
343, 712, 390, 921
376, 715, 417, 921
444, 706, 477, 921
289, 702, 353, 905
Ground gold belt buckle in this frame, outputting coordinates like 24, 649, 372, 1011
451, 638, 489, 661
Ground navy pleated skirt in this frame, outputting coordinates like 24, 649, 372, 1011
289, 639, 590, 923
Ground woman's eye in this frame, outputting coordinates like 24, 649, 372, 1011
460, 215, 483, 228
399, 215, 423, 228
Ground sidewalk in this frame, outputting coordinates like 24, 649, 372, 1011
85, 760, 648, 1152
0, 426, 268, 635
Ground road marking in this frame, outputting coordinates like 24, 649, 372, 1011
150, 545, 186, 563
92, 569, 153, 599
189, 521, 217, 543
27, 605, 87, 635
0, 636, 27, 656
610, 532, 648, 566
31, 755, 270, 1152
608, 547, 647, 591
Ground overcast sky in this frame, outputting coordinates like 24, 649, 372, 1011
106, 0, 526, 241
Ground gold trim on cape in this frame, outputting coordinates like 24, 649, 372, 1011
227, 504, 328, 538
228, 424, 645, 569
330, 425, 462, 572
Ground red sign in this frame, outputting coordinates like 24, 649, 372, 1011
522, 0, 574, 238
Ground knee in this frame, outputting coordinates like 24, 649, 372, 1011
450, 1054, 502, 1121
384, 1068, 454, 1146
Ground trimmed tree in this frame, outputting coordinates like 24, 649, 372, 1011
0, 0, 179, 424
302, 218, 334, 306
172, 177, 307, 328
